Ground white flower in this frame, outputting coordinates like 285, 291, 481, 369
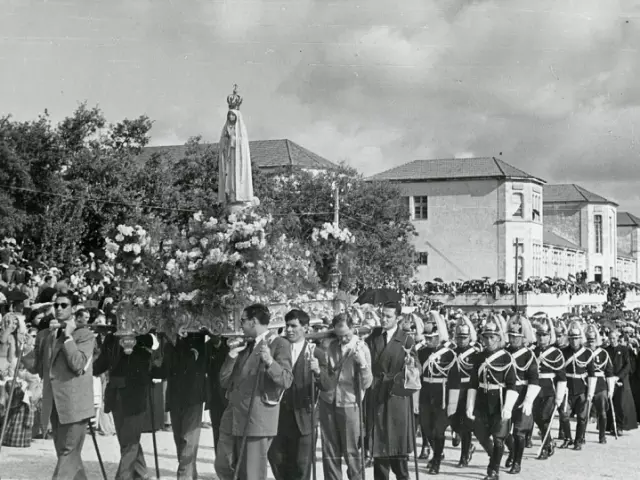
123, 244, 133, 252
132, 244, 142, 255
117, 224, 135, 236
193, 211, 203, 222
228, 213, 238, 223
305, 250, 311, 257
133, 257, 141, 264
204, 217, 218, 229
115, 233, 125, 242
252, 196, 261, 206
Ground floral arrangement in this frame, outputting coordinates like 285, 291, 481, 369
311, 222, 355, 245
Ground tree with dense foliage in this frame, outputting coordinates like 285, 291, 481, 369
0, 105, 417, 294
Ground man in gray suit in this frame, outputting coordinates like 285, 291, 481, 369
215, 303, 293, 480
35, 291, 96, 480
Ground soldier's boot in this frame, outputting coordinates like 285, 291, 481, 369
573, 421, 586, 451
558, 436, 573, 449
428, 438, 444, 475
458, 434, 474, 467
488, 438, 505, 479
504, 434, 514, 468
525, 431, 533, 448
452, 432, 461, 447
419, 446, 430, 460
508, 436, 525, 474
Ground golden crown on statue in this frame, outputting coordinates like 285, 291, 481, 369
227, 84, 243, 110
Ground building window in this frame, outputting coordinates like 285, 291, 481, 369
594, 214, 603, 253
609, 214, 614, 254
594, 266, 603, 283
413, 196, 428, 220
511, 193, 523, 218
416, 252, 428, 265
532, 193, 541, 222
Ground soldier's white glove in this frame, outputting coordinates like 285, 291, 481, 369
501, 390, 519, 420
466, 389, 476, 420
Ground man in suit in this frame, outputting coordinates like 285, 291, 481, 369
93, 331, 159, 480
316, 312, 372, 480
268, 309, 325, 480
34, 291, 95, 480
214, 303, 293, 480
366, 301, 418, 480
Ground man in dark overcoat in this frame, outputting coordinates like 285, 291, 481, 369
93, 331, 159, 479
606, 329, 638, 434
365, 301, 418, 480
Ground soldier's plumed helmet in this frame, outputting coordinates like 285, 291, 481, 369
456, 323, 471, 337
482, 320, 501, 337
507, 318, 523, 336
536, 321, 551, 335
424, 317, 439, 337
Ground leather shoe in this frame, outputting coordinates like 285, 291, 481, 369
505, 452, 514, 468
509, 463, 521, 474
559, 439, 573, 449
599, 437, 607, 444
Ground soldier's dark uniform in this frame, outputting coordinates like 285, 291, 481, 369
417, 323, 457, 474
532, 322, 566, 460
503, 319, 539, 475
468, 320, 518, 480
447, 326, 480, 468
559, 324, 592, 450
586, 327, 615, 444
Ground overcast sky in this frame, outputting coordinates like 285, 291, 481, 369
2, 0, 640, 214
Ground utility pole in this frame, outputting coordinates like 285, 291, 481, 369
514, 238, 523, 312
333, 185, 340, 228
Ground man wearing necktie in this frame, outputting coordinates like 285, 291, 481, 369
268, 309, 325, 480
34, 291, 96, 480
215, 304, 293, 480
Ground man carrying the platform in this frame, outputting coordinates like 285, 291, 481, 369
416, 311, 456, 475
503, 315, 540, 475
93, 329, 159, 480
446, 315, 480, 468
585, 324, 615, 444
532, 317, 566, 460
467, 314, 518, 480
558, 320, 591, 450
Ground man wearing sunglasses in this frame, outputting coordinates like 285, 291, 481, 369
34, 292, 96, 480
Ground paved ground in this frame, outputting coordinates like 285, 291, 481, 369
0, 420, 637, 479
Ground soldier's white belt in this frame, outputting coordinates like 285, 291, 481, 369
566, 373, 587, 379
479, 383, 503, 391
460, 378, 470, 383
515, 380, 528, 386
423, 377, 447, 384
593, 372, 605, 378
539, 373, 555, 379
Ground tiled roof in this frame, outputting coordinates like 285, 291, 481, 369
543, 184, 617, 206
543, 228, 582, 251
618, 212, 640, 227
138, 139, 337, 170
368, 157, 544, 182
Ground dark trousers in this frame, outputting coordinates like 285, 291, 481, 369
170, 403, 203, 480
532, 395, 556, 449
319, 401, 363, 480
610, 385, 624, 431
268, 406, 313, 480
112, 390, 148, 480
215, 432, 273, 480
373, 456, 409, 480
593, 391, 609, 438
419, 400, 448, 463
474, 410, 510, 474
50, 402, 88, 480
208, 404, 225, 451
559, 393, 588, 443
450, 408, 474, 461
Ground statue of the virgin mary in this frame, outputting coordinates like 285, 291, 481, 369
218, 85, 253, 204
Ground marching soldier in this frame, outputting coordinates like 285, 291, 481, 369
554, 320, 569, 443
416, 312, 455, 475
532, 317, 566, 460
467, 314, 518, 480
446, 316, 480, 468
585, 324, 615, 444
503, 315, 540, 475
559, 320, 591, 450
